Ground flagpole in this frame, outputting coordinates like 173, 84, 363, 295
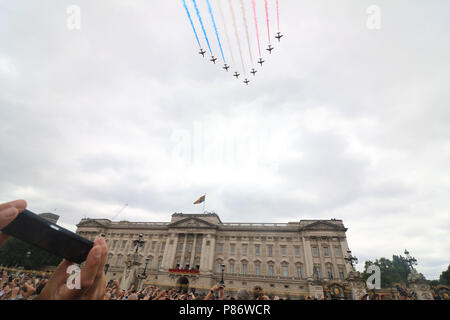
203, 194, 206, 213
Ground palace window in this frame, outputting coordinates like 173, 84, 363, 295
230, 244, 235, 254
281, 245, 287, 256
188, 243, 193, 253
327, 266, 334, 279
230, 263, 235, 274
122, 240, 127, 249
268, 245, 273, 257
152, 241, 156, 250
242, 244, 248, 255
282, 265, 289, 277
339, 267, 345, 280
242, 263, 247, 275
146, 258, 152, 269
268, 264, 274, 277
255, 245, 260, 255
324, 247, 330, 257
218, 243, 223, 254
312, 246, 319, 257
255, 263, 261, 275
334, 247, 341, 257
161, 242, 166, 251
112, 240, 118, 250
295, 246, 300, 257
297, 266, 302, 279
157, 258, 162, 270
116, 256, 122, 267
314, 266, 321, 280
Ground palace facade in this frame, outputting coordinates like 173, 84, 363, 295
76, 212, 354, 299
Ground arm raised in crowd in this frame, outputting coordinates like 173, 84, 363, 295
204, 284, 220, 300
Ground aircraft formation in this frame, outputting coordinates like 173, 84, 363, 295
182, 0, 284, 86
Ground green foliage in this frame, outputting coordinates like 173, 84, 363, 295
439, 264, 450, 286
0, 237, 61, 270
361, 255, 409, 288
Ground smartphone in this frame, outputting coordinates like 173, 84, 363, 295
1, 209, 93, 264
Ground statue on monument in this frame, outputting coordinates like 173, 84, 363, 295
120, 234, 146, 291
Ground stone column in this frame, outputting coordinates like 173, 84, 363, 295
180, 233, 188, 267
330, 241, 340, 280
200, 234, 216, 273
190, 234, 198, 268
161, 233, 178, 270
302, 236, 313, 280
319, 242, 327, 281
208, 234, 216, 273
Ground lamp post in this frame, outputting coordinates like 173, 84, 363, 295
344, 250, 358, 269
219, 264, 225, 286
142, 258, 150, 278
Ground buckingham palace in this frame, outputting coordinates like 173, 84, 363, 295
76, 212, 357, 299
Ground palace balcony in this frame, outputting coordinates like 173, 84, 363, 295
168, 268, 200, 275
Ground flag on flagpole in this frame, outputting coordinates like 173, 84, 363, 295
193, 195, 206, 204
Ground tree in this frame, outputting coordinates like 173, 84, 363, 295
439, 264, 450, 286
361, 255, 409, 288
0, 237, 61, 270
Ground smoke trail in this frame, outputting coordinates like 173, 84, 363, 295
264, 0, 271, 44
192, 0, 213, 55
228, 0, 246, 75
276, 0, 280, 32
182, 0, 201, 48
206, 0, 226, 63
217, 0, 235, 66
240, 0, 254, 66
251, 0, 261, 58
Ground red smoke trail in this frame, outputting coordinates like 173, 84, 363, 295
265, 0, 271, 45
252, 0, 261, 57
276, 0, 280, 32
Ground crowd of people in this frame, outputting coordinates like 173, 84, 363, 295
0, 269, 298, 300
2, 268, 412, 300
0, 270, 49, 300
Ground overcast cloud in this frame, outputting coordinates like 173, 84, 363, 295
1, 0, 449, 279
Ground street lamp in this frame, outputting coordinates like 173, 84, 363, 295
219, 264, 226, 286
344, 250, 358, 269
142, 258, 150, 278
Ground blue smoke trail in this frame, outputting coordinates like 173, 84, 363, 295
192, 0, 213, 55
182, 0, 201, 48
206, 0, 226, 63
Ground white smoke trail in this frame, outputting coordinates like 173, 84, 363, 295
240, 0, 254, 67
227, 0, 246, 75
217, 0, 235, 66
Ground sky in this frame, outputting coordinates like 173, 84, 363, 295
0, 0, 449, 279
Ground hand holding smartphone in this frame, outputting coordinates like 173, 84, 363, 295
1, 209, 93, 264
